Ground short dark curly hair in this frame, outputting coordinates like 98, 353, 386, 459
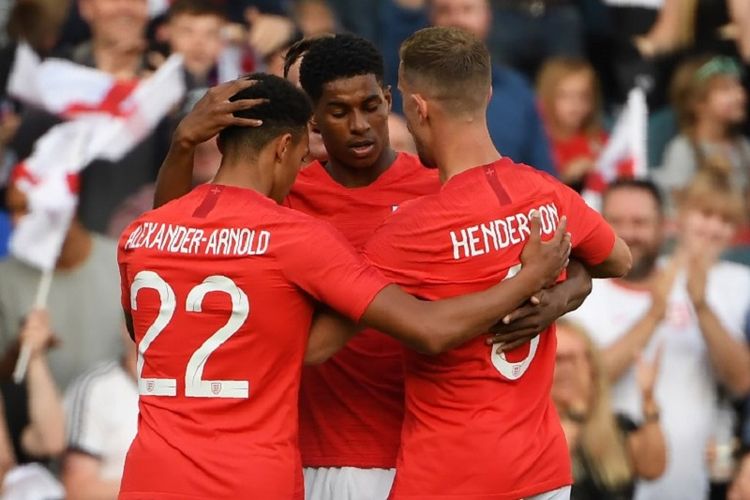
299, 33, 385, 103
218, 73, 313, 153
282, 34, 334, 79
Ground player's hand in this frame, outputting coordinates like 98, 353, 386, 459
486, 284, 569, 352
519, 212, 571, 290
175, 79, 267, 147
19, 309, 55, 358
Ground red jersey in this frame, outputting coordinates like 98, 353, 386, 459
287, 153, 440, 468
117, 184, 388, 499
364, 158, 616, 499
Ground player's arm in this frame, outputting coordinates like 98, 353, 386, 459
487, 259, 593, 352
303, 214, 570, 360
153, 79, 265, 208
584, 236, 631, 279
556, 181, 632, 278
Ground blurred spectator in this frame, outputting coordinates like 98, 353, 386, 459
567, 176, 750, 500
0, 176, 122, 390
537, 57, 607, 190
293, 0, 338, 37
387, 113, 416, 154
654, 55, 749, 205
62, 326, 138, 500
730, 452, 750, 500
166, 0, 226, 89
0, 309, 66, 500
488, 0, 584, 81
428, 0, 556, 174
554, 320, 666, 500
9, 0, 171, 234
244, 7, 297, 63
0, 398, 15, 489
1, 310, 66, 463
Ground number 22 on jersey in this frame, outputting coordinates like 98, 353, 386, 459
130, 270, 250, 399
490, 264, 540, 380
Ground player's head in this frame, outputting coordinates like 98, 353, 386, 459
429, 0, 492, 42
398, 27, 491, 168
217, 74, 312, 202
299, 33, 392, 170
602, 179, 664, 280
283, 35, 333, 87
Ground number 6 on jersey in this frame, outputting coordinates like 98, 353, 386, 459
130, 271, 250, 399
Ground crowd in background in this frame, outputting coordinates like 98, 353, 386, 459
0, 0, 749, 498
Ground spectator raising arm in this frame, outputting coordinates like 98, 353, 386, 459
18, 310, 65, 459
687, 254, 750, 396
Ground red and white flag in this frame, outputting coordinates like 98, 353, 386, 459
6, 48, 185, 270
583, 87, 649, 209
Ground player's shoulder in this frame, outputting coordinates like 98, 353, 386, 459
294, 160, 327, 184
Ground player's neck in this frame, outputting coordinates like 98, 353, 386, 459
325, 147, 397, 188
212, 159, 271, 197
434, 120, 500, 183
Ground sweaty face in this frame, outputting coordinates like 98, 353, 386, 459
169, 14, 224, 78
430, 0, 491, 41
701, 76, 747, 125
603, 188, 663, 280
80, 0, 148, 46
553, 71, 594, 134
314, 74, 390, 170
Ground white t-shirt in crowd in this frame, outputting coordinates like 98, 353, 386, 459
567, 260, 750, 500
64, 360, 139, 481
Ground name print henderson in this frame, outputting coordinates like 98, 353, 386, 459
124, 222, 271, 256
450, 203, 560, 260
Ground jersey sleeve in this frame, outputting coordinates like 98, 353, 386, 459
556, 182, 616, 266
278, 218, 390, 321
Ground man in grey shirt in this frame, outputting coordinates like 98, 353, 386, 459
0, 176, 122, 390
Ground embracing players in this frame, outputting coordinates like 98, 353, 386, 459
154, 34, 596, 500
118, 74, 571, 499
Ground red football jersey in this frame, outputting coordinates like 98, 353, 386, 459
287, 153, 440, 468
117, 184, 389, 499
364, 158, 616, 499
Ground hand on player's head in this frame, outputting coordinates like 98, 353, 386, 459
175, 78, 267, 147
520, 212, 571, 290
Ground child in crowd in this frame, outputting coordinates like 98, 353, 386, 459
655, 55, 750, 205
537, 57, 608, 192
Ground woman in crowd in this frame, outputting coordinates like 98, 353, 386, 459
655, 54, 749, 205
553, 319, 667, 500
537, 57, 608, 192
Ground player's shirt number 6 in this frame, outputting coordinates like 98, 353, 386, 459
490, 264, 540, 380
130, 270, 250, 399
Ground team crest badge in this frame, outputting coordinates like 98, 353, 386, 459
211, 382, 222, 395
146, 380, 155, 393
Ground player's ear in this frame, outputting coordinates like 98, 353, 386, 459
412, 94, 428, 123
383, 85, 393, 112
309, 116, 320, 134
274, 133, 293, 163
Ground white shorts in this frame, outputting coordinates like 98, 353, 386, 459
304, 466, 395, 500
525, 485, 572, 500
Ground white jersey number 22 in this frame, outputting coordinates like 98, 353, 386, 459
490, 264, 540, 380
130, 271, 250, 399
